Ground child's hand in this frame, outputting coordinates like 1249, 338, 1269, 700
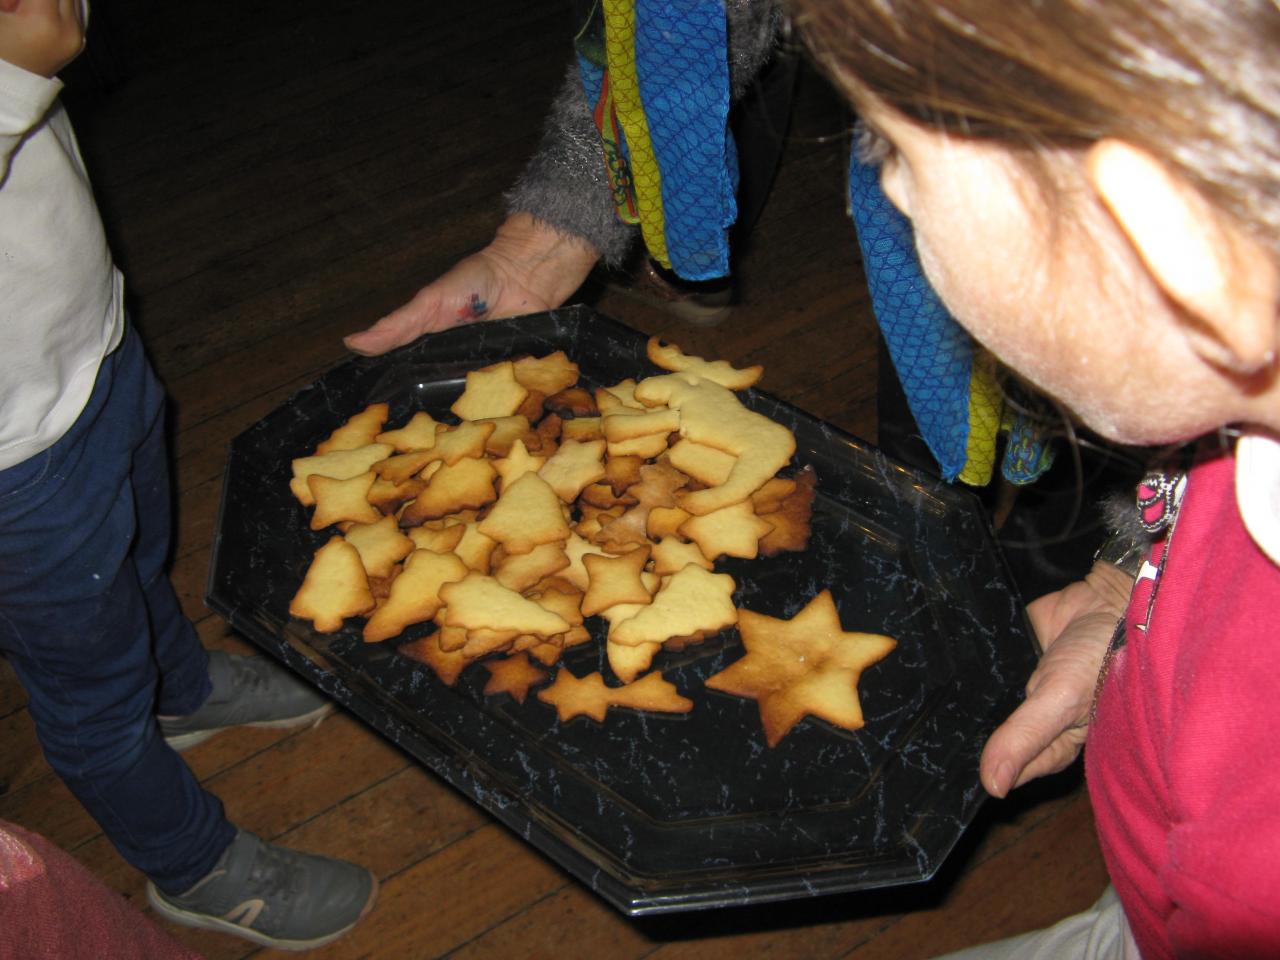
979, 560, 1135, 798
0, 0, 85, 78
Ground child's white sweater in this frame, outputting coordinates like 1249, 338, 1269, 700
0, 57, 123, 471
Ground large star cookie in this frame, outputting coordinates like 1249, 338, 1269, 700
705, 589, 896, 746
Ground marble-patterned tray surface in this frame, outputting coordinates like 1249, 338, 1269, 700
208, 306, 1037, 914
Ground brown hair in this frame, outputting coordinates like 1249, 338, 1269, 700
788, 0, 1280, 254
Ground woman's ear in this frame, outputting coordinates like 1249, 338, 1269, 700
1086, 139, 1279, 376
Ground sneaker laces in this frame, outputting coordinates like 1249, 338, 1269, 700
244, 840, 306, 905
225, 656, 272, 701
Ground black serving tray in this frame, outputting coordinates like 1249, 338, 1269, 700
207, 305, 1037, 915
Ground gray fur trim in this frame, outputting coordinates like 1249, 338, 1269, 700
1099, 490, 1154, 545
727, 0, 783, 100
505, 65, 635, 266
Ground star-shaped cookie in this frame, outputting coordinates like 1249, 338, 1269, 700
481, 652, 549, 704
537, 670, 693, 723
704, 589, 896, 746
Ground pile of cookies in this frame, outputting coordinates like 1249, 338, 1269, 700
286, 338, 893, 743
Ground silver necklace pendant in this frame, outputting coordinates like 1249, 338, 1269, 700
1136, 470, 1184, 533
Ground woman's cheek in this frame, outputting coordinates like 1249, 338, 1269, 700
913, 231, 1060, 384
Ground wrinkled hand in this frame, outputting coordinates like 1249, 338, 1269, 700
981, 560, 1135, 798
0, 0, 85, 78
344, 213, 600, 356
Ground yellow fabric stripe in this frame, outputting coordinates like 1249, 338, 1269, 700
958, 348, 1002, 486
601, 0, 671, 267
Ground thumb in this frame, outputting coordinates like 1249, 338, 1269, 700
979, 683, 1084, 797
343, 317, 408, 357
343, 302, 440, 356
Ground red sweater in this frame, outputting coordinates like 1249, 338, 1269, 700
0, 819, 201, 960
1087, 449, 1280, 958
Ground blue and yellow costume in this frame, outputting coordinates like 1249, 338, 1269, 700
573, 0, 1051, 485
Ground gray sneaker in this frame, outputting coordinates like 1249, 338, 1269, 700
158, 650, 333, 751
146, 830, 377, 951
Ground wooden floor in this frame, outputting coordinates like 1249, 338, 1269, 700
0, 2, 1108, 957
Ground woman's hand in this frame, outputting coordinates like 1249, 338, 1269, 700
344, 213, 600, 357
0, 0, 85, 78
980, 560, 1135, 798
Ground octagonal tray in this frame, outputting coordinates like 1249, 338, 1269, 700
207, 305, 1037, 915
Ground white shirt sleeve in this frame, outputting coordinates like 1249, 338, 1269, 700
0, 59, 63, 183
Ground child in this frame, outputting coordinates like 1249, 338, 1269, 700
0, 2, 376, 950
789, 1, 1280, 957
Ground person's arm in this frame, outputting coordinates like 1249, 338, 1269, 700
343, 212, 599, 356
347, 0, 783, 356
344, 61, 639, 358
504, 0, 783, 264
505, 64, 639, 270
979, 559, 1134, 797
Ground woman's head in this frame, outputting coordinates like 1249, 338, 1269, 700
791, 0, 1280, 444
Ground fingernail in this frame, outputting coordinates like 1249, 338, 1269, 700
990, 761, 1015, 798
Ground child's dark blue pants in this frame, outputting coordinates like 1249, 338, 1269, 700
0, 323, 236, 894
